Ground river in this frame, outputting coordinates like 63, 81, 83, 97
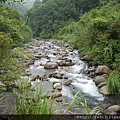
25, 39, 119, 113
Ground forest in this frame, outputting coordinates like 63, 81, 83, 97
0, 0, 120, 115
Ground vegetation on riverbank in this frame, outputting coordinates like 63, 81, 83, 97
0, 2, 32, 83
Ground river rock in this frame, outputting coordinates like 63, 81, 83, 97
52, 71, 64, 79
56, 60, 66, 66
47, 92, 62, 99
65, 62, 75, 66
53, 83, 62, 89
44, 62, 58, 69
94, 74, 108, 86
80, 55, 89, 61
53, 51, 59, 55
62, 53, 68, 57
98, 85, 110, 95
62, 80, 73, 86
43, 46, 50, 50
54, 74, 63, 79
107, 105, 120, 112
97, 81, 106, 88
95, 65, 110, 75
103, 105, 120, 114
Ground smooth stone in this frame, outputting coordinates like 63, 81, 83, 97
65, 62, 75, 66
95, 65, 110, 75
44, 62, 58, 69
94, 74, 108, 86
53, 83, 62, 89
56, 60, 66, 66
98, 86, 110, 95
62, 80, 73, 86
47, 92, 62, 99
97, 81, 106, 88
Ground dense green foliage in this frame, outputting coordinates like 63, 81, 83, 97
56, 0, 120, 69
106, 68, 120, 94
0, 4, 32, 82
27, 0, 99, 38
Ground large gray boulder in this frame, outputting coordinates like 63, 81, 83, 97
44, 62, 58, 69
94, 74, 108, 86
103, 105, 120, 114
98, 85, 110, 95
95, 65, 110, 75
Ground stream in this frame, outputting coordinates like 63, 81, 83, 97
25, 39, 119, 113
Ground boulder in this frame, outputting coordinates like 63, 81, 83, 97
53, 83, 62, 89
53, 51, 59, 55
80, 55, 89, 61
47, 92, 62, 99
44, 62, 58, 69
62, 80, 73, 86
98, 85, 110, 95
52, 71, 64, 79
62, 53, 68, 57
65, 62, 75, 66
97, 81, 106, 88
56, 60, 66, 66
107, 105, 120, 112
95, 65, 110, 75
94, 74, 108, 86
103, 105, 120, 114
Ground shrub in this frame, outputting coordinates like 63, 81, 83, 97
106, 68, 120, 94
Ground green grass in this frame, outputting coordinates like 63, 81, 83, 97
13, 80, 54, 115
26, 52, 33, 59
106, 68, 120, 94
64, 92, 102, 116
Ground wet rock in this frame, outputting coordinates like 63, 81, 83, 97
62, 53, 68, 57
47, 92, 62, 99
56, 86, 62, 90
97, 81, 106, 88
52, 71, 64, 79
44, 62, 58, 69
64, 43, 69, 47
54, 74, 63, 79
56, 60, 66, 66
53, 51, 59, 55
107, 105, 120, 112
95, 65, 110, 75
103, 105, 120, 114
94, 74, 108, 86
68, 48, 74, 52
65, 62, 75, 66
98, 85, 110, 95
62, 80, 73, 86
80, 55, 89, 61
53, 83, 62, 89
43, 46, 50, 50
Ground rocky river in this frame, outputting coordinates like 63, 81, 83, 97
23, 39, 120, 114
0, 38, 120, 115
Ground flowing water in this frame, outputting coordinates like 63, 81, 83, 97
26, 39, 119, 112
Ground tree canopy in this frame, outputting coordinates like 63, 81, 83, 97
27, 0, 99, 38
